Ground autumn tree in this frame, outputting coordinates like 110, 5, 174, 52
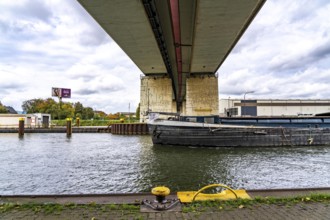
22, 98, 72, 119
58, 102, 75, 119
94, 111, 107, 120
74, 102, 84, 117
107, 113, 120, 120
21, 98, 100, 120
45, 98, 60, 118
22, 99, 44, 113
82, 107, 94, 119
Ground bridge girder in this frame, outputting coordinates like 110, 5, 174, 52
78, 0, 266, 111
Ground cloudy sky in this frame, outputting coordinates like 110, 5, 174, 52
1, 0, 330, 113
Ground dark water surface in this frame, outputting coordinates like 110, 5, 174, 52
0, 133, 329, 195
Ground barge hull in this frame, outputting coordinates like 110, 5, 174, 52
148, 123, 330, 147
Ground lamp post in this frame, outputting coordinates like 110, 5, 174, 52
227, 96, 231, 117
128, 102, 130, 123
228, 96, 231, 109
243, 91, 254, 116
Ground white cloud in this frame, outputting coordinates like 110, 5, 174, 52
0, 0, 329, 113
219, 0, 330, 100
0, 0, 142, 113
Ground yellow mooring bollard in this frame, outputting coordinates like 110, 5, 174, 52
76, 117, 80, 127
66, 118, 72, 136
151, 186, 171, 203
142, 186, 180, 211
18, 117, 25, 137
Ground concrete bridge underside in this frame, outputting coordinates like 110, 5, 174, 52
78, 0, 266, 117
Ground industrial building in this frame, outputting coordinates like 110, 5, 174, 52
219, 99, 330, 117
0, 113, 51, 128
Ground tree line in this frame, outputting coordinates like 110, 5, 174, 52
21, 98, 97, 120
0, 98, 140, 120
1, 98, 140, 120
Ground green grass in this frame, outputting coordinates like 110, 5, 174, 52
181, 193, 330, 212
0, 202, 141, 215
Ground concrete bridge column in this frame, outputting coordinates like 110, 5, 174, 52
184, 75, 219, 116
140, 76, 176, 121
140, 74, 219, 121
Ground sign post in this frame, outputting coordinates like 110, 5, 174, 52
52, 87, 71, 99
52, 87, 71, 119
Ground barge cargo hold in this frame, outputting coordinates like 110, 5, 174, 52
147, 115, 330, 147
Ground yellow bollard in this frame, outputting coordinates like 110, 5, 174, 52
76, 117, 80, 127
152, 186, 170, 203
66, 118, 72, 136
18, 117, 25, 137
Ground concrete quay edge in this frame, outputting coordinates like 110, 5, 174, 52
1, 187, 330, 205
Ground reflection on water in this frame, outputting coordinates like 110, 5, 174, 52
139, 145, 330, 192
0, 133, 329, 195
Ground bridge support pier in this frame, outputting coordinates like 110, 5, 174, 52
140, 75, 219, 121
185, 75, 219, 116
140, 76, 176, 122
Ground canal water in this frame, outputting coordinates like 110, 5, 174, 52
0, 133, 329, 195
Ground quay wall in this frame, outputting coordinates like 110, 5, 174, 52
0, 124, 148, 135
111, 123, 149, 135
0, 127, 108, 133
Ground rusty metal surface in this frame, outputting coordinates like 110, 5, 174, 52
111, 123, 149, 135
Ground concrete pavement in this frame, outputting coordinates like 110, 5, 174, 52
1, 202, 329, 220
1, 188, 330, 220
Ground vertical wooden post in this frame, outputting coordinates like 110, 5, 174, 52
76, 117, 80, 127
18, 117, 25, 137
66, 118, 72, 136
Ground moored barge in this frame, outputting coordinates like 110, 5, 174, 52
148, 114, 330, 147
